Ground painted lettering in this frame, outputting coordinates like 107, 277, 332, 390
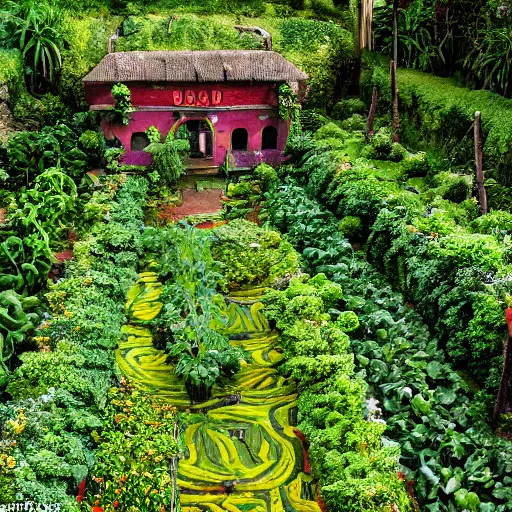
197, 90, 210, 106
185, 90, 196, 105
172, 90, 223, 106
212, 90, 222, 105
173, 91, 183, 105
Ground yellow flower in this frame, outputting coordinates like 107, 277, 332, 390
6, 457, 16, 469
64, 310, 73, 318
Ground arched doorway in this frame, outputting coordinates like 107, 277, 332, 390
184, 120, 213, 159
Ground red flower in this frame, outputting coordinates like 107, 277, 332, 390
114, 501, 120, 508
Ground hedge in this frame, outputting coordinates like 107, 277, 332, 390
0, 49, 25, 100
360, 54, 512, 191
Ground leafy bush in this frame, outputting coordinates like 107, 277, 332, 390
332, 98, 366, 120
338, 215, 362, 238
59, 15, 123, 108
261, 273, 411, 511
314, 122, 347, 141
389, 142, 407, 162
400, 152, 430, 177
267, 179, 512, 512
429, 171, 472, 203
110, 83, 134, 126
299, 109, 329, 132
254, 163, 278, 192
4, 124, 87, 187
116, 14, 261, 52
210, 219, 299, 287
278, 18, 355, 109
13, 93, 71, 128
144, 128, 190, 186
370, 127, 393, 159
0, 1, 63, 92
364, 65, 512, 187
471, 209, 512, 235
3, 175, 147, 506
87, 382, 179, 510
340, 113, 366, 131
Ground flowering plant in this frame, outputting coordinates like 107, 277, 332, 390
87, 380, 180, 511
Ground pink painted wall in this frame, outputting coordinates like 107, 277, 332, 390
86, 82, 278, 108
91, 81, 288, 168
102, 105, 288, 168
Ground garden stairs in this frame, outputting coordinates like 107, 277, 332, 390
117, 271, 322, 512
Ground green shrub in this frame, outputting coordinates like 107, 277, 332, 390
370, 127, 393, 159
359, 53, 392, 111
486, 184, 512, 212
332, 98, 366, 120
338, 215, 362, 238
79, 130, 103, 151
340, 113, 366, 132
360, 144, 376, 159
13, 93, 71, 128
60, 15, 123, 108
400, 152, 430, 177
299, 109, 329, 132
314, 122, 347, 141
429, 171, 472, 203
389, 142, 407, 162
0, 48, 25, 100
335, 311, 360, 332
254, 163, 279, 192
116, 14, 261, 52
278, 18, 355, 109
210, 219, 299, 287
367, 65, 512, 188
471, 209, 512, 235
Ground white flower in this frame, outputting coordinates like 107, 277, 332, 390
366, 397, 380, 410
400, 387, 412, 398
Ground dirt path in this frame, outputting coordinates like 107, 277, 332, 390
158, 189, 224, 222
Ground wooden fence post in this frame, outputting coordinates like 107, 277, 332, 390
367, 86, 378, 138
474, 111, 488, 214
391, 60, 400, 143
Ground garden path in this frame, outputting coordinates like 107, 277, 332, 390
117, 272, 321, 512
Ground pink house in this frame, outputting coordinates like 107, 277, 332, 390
83, 50, 307, 172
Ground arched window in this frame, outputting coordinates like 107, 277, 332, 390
231, 128, 248, 151
131, 132, 150, 151
261, 126, 278, 150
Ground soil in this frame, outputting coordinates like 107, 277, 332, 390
158, 188, 224, 222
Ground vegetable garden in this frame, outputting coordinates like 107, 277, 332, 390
1, 0, 512, 511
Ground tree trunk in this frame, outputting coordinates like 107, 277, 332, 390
393, 0, 399, 63
391, 60, 400, 143
474, 111, 488, 214
359, 0, 374, 52
367, 86, 378, 138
